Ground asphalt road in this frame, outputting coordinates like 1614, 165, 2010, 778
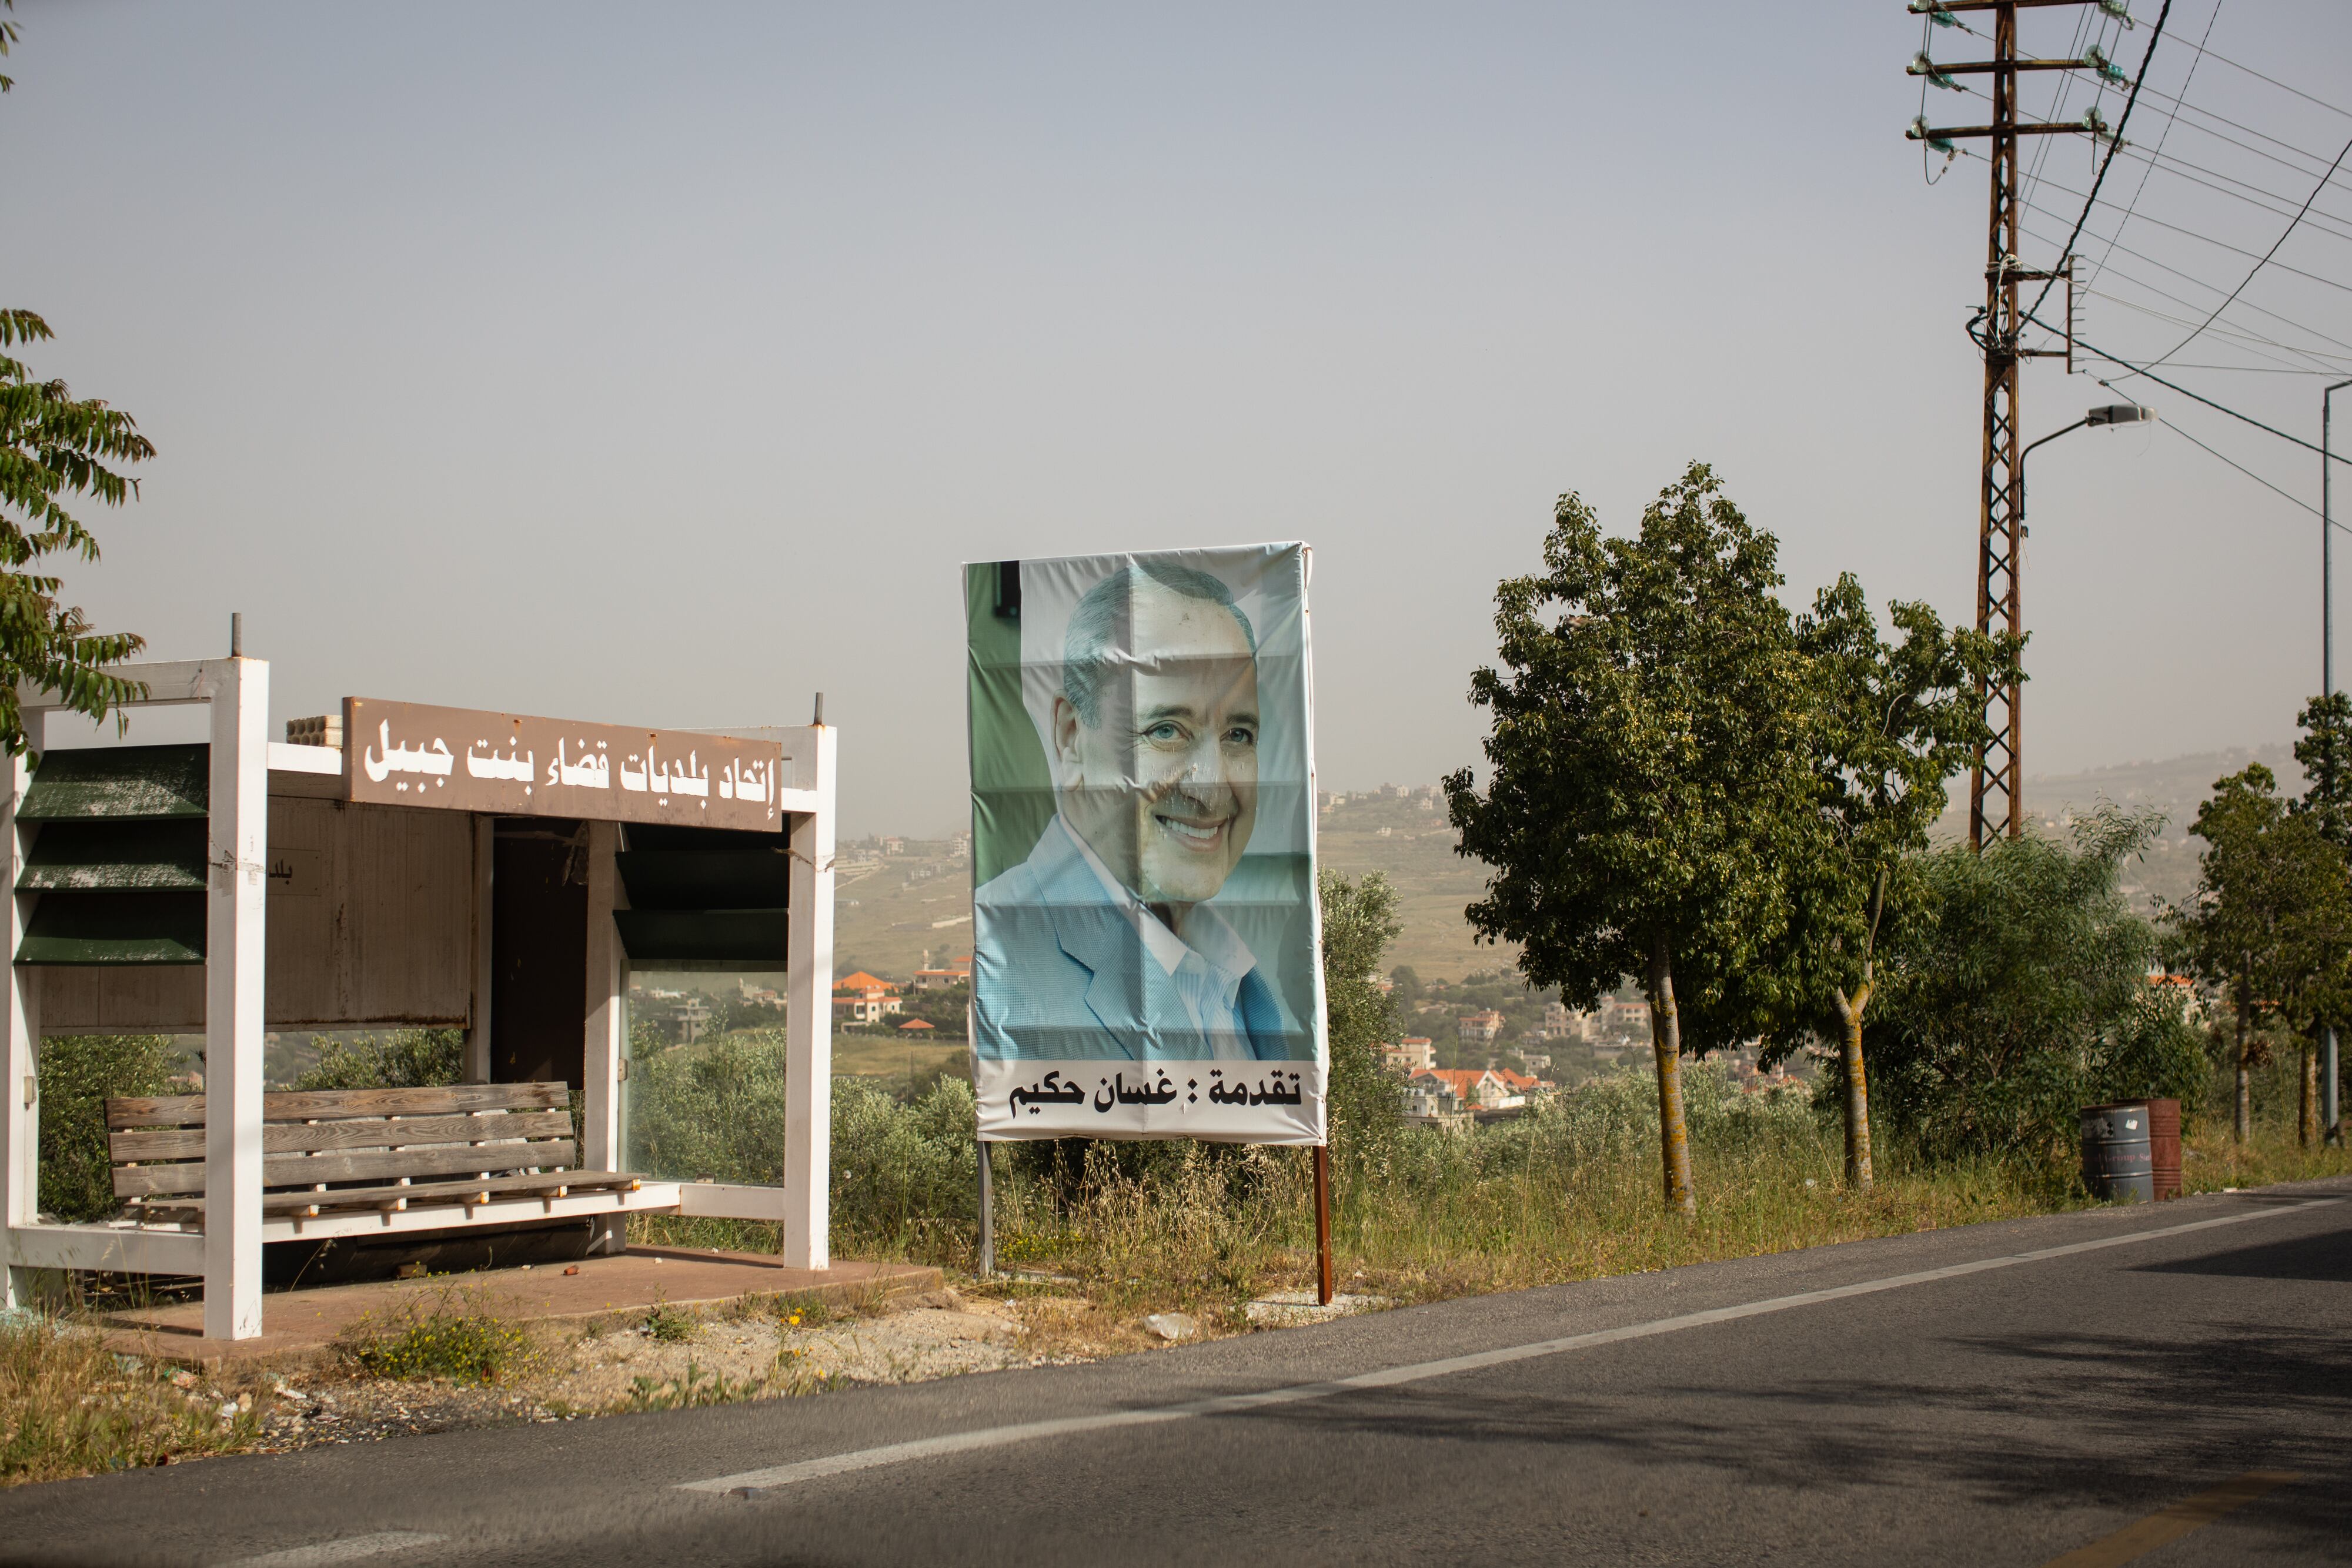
4, 1179, 2347, 1567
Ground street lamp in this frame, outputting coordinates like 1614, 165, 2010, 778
2018, 403, 2154, 543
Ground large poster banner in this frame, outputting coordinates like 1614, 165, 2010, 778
966, 545, 1326, 1144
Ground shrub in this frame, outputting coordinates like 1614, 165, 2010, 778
1861, 809, 2207, 1164
341, 1286, 531, 1384
293, 1028, 463, 1091
36, 1035, 179, 1222
626, 1029, 790, 1183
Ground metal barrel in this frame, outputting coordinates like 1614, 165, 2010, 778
2144, 1097, 2183, 1201
2080, 1101, 2155, 1203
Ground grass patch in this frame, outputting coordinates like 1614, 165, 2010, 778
0, 1313, 259, 1484
907, 1065, 2352, 1328
620, 1359, 756, 1410
642, 1299, 697, 1343
339, 1284, 533, 1385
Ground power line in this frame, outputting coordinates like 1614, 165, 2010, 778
2156, 415, 2338, 526
2169, 22, 2352, 123
1950, 84, 2352, 236
2024, 0, 2175, 330
2019, 159, 2352, 296
2080, 287, 2352, 373
2009, 174, 2352, 365
2104, 139, 2352, 245
1940, 7, 2352, 125
2020, 196, 2352, 359
2045, 316, 2352, 466
2128, 76, 2352, 183
2086, 0, 2221, 292
2146, 129, 2352, 367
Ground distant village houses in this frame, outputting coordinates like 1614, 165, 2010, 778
832, 970, 904, 1025
1382, 1036, 1436, 1073
912, 952, 974, 991
1456, 1009, 1505, 1046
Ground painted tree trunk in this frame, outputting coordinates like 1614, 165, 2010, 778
2234, 994, 2251, 1144
1832, 984, 1875, 1191
1646, 937, 1698, 1218
2301, 1042, 2318, 1148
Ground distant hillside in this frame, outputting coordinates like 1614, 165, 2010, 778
1934, 744, 2298, 914
835, 748, 2294, 986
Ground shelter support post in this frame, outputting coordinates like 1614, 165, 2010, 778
783, 723, 836, 1270
1314, 1144, 1333, 1307
2, 752, 36, 1309
203, 656, 269, 1340
582, 822, 624, 1252
465, 817, 493, 1083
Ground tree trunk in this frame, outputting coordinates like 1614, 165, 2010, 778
1832, 982, 1875, 1192
1646, 935, 1697, 1218
2234, 989, 2251, 1144
2301, 1040, 2318, 1148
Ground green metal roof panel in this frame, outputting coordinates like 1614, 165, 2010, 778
612, 908, 787, 964
616, 848, 790, 911
16, 820, 208, 891
18, 745, 208, 820
15, 891, 206, 965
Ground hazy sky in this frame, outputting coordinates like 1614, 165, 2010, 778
8, 2, 2348, 835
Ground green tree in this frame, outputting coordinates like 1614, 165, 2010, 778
1786, 576, 2020, 1191
2293, 691, 2352, 848
1447, 464, 1818, 1215
2291, 691, 2352, 1144
2169, 766, 2352, 1142
1320, 870, 1404, 1162
0, 310, 154, 755
1868, 809, 2201, 1162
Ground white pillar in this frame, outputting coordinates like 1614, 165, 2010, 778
783, 723, 836, 1269
202, 656, 268, 1341
581, 821, 623, 1175
2, 751, 36, 1309
464, 816, 494, 1084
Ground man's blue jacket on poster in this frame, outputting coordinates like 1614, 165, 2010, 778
973, 815, 1304, 1062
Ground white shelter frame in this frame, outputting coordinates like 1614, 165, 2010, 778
0, 660, 837, 1339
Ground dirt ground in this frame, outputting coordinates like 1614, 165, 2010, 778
220, 1284, 1228, 1453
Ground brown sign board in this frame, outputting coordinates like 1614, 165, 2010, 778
342, 697, 787, 832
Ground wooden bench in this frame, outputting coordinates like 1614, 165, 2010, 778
105, 1082, 648, 1225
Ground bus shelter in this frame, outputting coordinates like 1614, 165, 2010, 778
0, 656, 837, 1340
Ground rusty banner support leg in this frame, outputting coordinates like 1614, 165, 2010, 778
1313, 1144, 1333, 1307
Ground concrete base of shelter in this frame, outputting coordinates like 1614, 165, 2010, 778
97, 1248, 941, 1372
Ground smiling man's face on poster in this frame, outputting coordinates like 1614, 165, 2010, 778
1052, 570, 1260, 918
965, 544, 1327, 1146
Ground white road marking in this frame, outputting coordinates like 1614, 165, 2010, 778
220, 1531, 447, 1566
682, 1197, 2341, 1497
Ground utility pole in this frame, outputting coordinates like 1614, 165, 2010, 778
1907, 0, 2113, 848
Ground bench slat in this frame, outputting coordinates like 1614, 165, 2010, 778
106, 1081, 570, 1131
114, 1139, 576, 1198
135, 1169, 646, 1218
111, 1109, 575, 1164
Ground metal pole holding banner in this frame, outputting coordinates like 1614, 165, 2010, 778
976, 1140, 995, 1279
1313, 1144, 1332, 1307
